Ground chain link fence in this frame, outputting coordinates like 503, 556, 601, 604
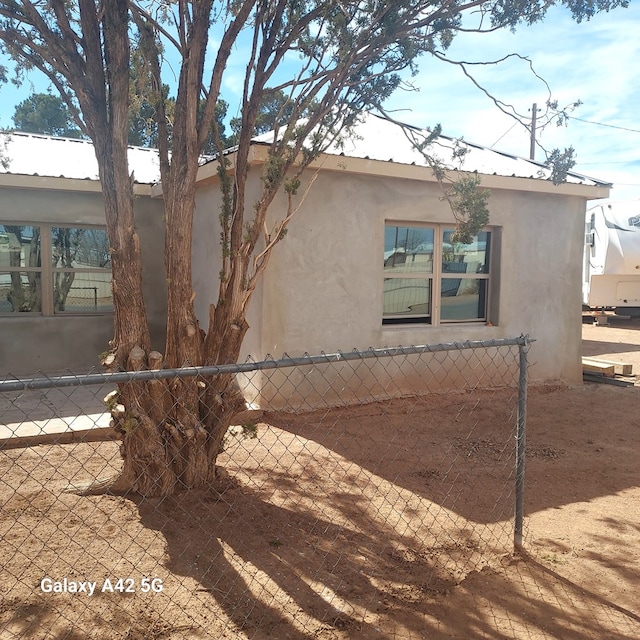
0, 333, 596, 639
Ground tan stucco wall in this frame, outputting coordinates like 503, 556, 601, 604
0, 186, 166, 375
193, 181, 264, 360
193, 166, 588, 405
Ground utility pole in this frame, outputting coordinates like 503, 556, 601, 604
529, 103, 538, 160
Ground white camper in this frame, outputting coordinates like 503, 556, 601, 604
583, 200, 640, 311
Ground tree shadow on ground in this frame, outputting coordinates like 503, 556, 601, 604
131, 470, 640, 640
261, 393, 520, 527
438, 553, 640, 640
260, 382, 640, 523
1, 432, 637, 639
134, 475, 443, 639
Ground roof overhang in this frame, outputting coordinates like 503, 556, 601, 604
195, 143, 611, 201
0, 172, 155, 197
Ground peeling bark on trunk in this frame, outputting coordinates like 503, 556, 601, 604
109, 346, 247, 496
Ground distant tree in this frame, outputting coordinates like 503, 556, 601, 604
12, 93, 83, 138
12, 87, 229, 150
201, 98, 232, 154
129, 42, 230, 150
229, 88, 299, 145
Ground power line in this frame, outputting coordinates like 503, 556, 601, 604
488, 121, 520, 149
577, 161, 637, 166
570, 116, 640, 135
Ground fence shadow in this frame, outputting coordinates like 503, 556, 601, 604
261, 392, 519, 526
131, 473, 640, 640
133, 476, 461, 639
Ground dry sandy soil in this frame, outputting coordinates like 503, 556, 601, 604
0, 319, 639, 639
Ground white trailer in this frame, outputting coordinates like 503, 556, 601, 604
583, 200, 640, 312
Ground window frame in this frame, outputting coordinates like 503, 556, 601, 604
0, 221, 113, 317
383, 222, 494, 327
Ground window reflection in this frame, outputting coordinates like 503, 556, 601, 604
0, 272, 42, 312
1, 223, 113, 316
51, 227, 111, 269
0, 225, 42, 313
440, 279, 487, 322
383, 223, 493, 326
442, 230, 490, 274
54, 271, 113, 313
0, 225, 41, 268
384, 226, 434, 274
383, 278, 431, 322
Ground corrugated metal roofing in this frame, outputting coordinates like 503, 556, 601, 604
0, 131, 161, 184
252, 112, 611, 188
1, 113, 611, 189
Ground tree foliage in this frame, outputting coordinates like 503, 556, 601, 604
12, 92, 83, 138
228, 88, 301, 145
0, 0, 630, 495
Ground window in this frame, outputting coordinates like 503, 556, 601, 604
0, 223, 112, 315
383, 223, 493, 325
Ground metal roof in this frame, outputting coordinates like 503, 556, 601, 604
1, 114, 611, 190
0, 131, 161, 185
251, 112, 611, 188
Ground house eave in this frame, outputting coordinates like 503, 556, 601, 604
195, 144, 611, 200
0, 172, 155, 197
194, 145, 261, 186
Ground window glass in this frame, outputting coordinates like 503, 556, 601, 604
51, 227, 111, 269
383, 278, 431, 322
0, 272, 42, 312
0, 225, 41, 268
54, 271, 113, 313
384, 226, 434, 273
384, 223, 494, 326
1, 223, 112, 316
440, 279, 487, 322
442, 230, 490, 274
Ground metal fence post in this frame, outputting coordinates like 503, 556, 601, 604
514, 337, 529, 550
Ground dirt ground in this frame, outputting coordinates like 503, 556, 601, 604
1, 320, 639, 639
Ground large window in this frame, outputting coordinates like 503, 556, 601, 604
0, 223, 112, 315
383, 223, 493, 325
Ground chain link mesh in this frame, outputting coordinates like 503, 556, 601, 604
1, 337, 637, 639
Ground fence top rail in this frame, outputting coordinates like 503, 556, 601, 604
0, 336, 533, 393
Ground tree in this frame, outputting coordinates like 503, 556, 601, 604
12, 92, 83, 138
201, 98, 233, 154
228, 87, 300, 145
0, 1, 629, 496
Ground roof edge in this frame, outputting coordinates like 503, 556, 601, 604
0, 172, 154, 196
196, 144, 611, 199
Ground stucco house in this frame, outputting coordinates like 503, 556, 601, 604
192, 114, 610, 401
1, 115, 611, 394
0, 132, 166, 374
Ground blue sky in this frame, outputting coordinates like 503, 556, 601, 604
1, 3, 638, 201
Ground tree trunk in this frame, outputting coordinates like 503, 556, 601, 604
75, 0, 252, 497
53, 271, 75, 312
108, 345, 247, 496
110, 181, 250, 495
112, 144, 249, 496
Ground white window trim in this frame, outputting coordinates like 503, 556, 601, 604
383, 222, 494, 327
